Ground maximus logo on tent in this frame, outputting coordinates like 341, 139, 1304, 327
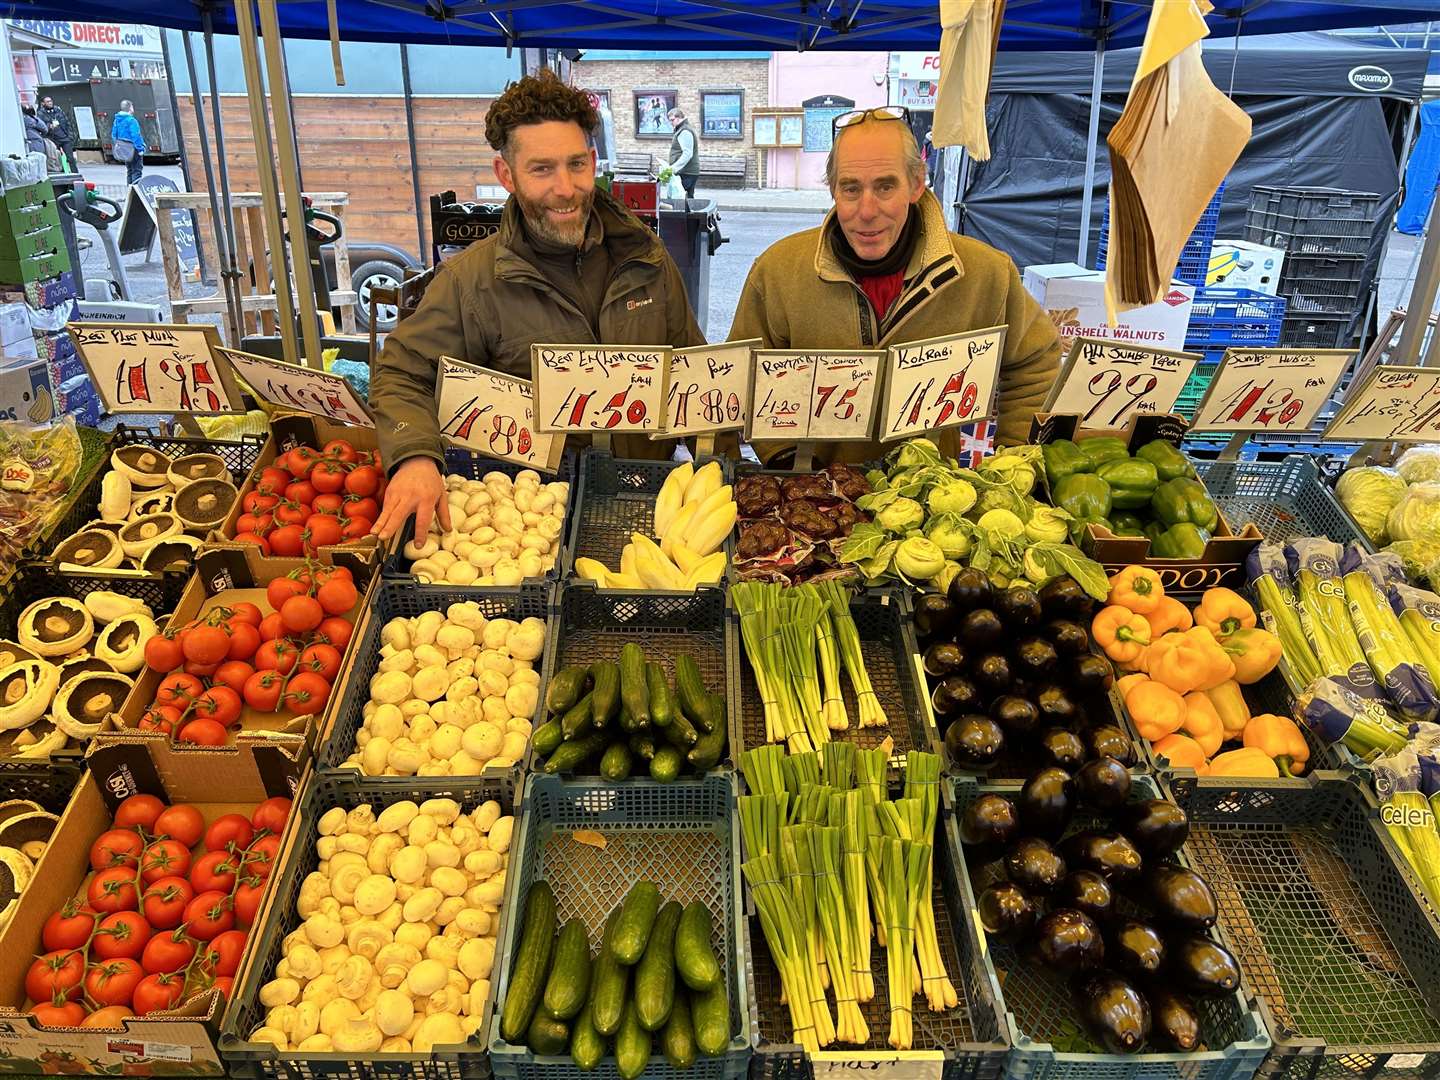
1162, 290, 1190, 308
1348, 65, 1394, 93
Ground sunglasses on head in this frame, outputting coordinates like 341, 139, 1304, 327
832, 106, 911, 134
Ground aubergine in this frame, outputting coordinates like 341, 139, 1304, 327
1013, 637, 1059, 680
948, 567, 993, 614
1045, 618, 1091, 657
996, 586, 1043, 633
1143, 865, 1217, 930
1073, 970, 1151, 1053
1167, 935, 1241, 997
932, 676, 981, 718
977, 882, 1037, 942
1017, 767, 1074, 839
1074, 757, 1132, 810
1109, 918, 1167, 977
1053, 870, 1114, 922
1028, 908, 1104, 972
1035, 685, 1078, 724
959, 793, 1021, 851
1039, 576, 1095, 620
1004, 837, 1066, 894
1070, 653, 1116, 694
992, 695, 1041, 736
923, 641, 967, 680
913, 593, 957, 641
973, 653, 1013, 694
945, 714, 1004, 771
1039, 727, 1087, 771
1085, 725, 1136, 766
960, 608, 1004, 649
1118, 800, 1190, 858
1060, 831, 1143, 883
1148, 986, 1201, 1051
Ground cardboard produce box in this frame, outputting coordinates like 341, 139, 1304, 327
1023, 262, 1195, 351
1031, 411, 1262, 590
0, 739, 303, 1076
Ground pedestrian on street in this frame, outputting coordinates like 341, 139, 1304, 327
667, 107, 700, 199
110, 100, 146, 185
38, 96, 75, 172
21, 106, 48, 157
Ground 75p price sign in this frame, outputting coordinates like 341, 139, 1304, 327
1189, 348, 1354, 433
69, 322, 244, 415
215, 346, 373, 427
1322, 365, 1440, 443
659, 339, 756, 436
531, 344, 670, 435
436, 357, 564, 472
878, 325, 1006, 442
1044, 337, 1200, 428
747, 350, 884, 443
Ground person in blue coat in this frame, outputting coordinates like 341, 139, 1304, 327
110, 101, 146, 185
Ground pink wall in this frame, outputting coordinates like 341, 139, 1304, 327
766, 51, 889, 190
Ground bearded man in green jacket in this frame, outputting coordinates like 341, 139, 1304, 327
729, 107, 1059, 465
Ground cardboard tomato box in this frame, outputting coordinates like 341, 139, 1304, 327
0, 739, 304, 1075
1031, 411, 1262, 590
107, 544, 377, 759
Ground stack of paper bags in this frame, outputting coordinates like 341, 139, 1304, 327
1105, 0, 1250, 312
931, 0, 1007, 159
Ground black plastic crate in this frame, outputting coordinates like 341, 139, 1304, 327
223, 771, 517, 1080
1168, 774, 1440, 1080
1244, 187, 1383, 258
1278, 315, 1352, 352
0, 758, 83, 809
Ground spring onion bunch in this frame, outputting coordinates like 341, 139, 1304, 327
818, 579, 889, 728
904, 751, 957, 1010
1373, 749, 1440, 911
876, 834, 930, 1049
734, 582, 812, 751
1246, 541, 1321, 687
1341, 547, 1440, 722
810, 825, 869, 1044
745, 853, 828, 1052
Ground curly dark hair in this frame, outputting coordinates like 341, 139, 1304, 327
485, 70, 599, 158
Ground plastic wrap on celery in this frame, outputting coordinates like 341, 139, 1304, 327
1391, 580, 1440, 690
1290, 537, 1380, 697
1296, 679, 1407, 759
1373, 749, 1440, 911
1343, 555, 1440, 722
1247, 541, 1321, 687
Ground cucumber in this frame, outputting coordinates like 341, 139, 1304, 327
646, 662, 675, 728
687, 692, 727, 771
662, 708, 699, 749
636, 900, 681, 1030
675, 901, 722, 991
674, 654, 715, 732
600, 741, 633, 781
615, 999, 652, 1080
560, 691, 595, 740
691, 979, 730, 1056
618, 705, 637, 735
546, 665, 590, 716
499, 880, 557, 1043
592, 908, 629, 1037
532, 718, 565, 759
650, 746, 684, 783
628, 734, 657, 761
661, 992, 697, 1068
526, 1009, 570, 1055
544, 732, 609, 774
570, 1001, 605, 1071
611, 881, 661, 965
589, 662, 620, 729
619, 643, 650, 727
541, 918, 592, 1020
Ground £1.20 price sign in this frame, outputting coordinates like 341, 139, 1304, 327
660, 340, 756, 436
215, 346, 373, 427
1044, 337, 1200, 428
879, 325, 1006, 442
747, 350, 884, 443
436, 357, 565, 472
531, 344, 669, 435
1190, 348, 1354, 433
69, 322, 244, 415
1322, 365, 1440, 443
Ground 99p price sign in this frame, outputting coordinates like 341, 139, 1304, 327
660, 340, 756, 436
1044, 338, 1200, 428
747, 350, 884, 443
879, 325, 1006, 442
531, 344, 669, 434
436, 357, 565, 472
1190, 348, 1353, 433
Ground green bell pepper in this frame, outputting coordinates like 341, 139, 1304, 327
1077, 436, 1130, 472
1151, 522, 1212, 559
1053, 473, 1112, 522
1109, 511, 1147, 537
1143, 521, 1167, 544
1150, 477, 1219, 532
1096, 457, 1159, 510
1042, 439, 1091, 484
1134, 439, 1194, 483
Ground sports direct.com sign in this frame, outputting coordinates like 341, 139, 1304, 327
10, 20, 160, 54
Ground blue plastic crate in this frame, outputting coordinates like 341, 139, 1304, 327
1097, 182, 1224, 288
1184, 288, 1287, 352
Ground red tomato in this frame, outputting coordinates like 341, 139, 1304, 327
316, 616, 353, 650
242, 490, 280, 515
311, 460, 346, 494
316, 577, 359, 616
141, 929, 196, 975
88, 867, 140, 914
31, 1000, 87, 1027
141, 877, 194, 931
184, 891, 235, 940
234, 513, 269, 536
255, 466, 293, 496
299, 643, 342, 682
258, 612, 285, 642
251, 796, 292, 835
232, 532, 272, 555
242, 669, 286, 712
204, 814, 255, 854
225, 622, 260, 662
131, 972, 185, 1016
267, 524, 305, 558
233, 879, 266, 929
93, 911, 152, 962
344, 495, 380, 523
282, 672, 331, 715
209, 976, 234, 1000
183, 659, 221, 678
255, 639, 299, 675
182, 625, 229, 666
214, 660, 255, 695
312, 492, 345, 515
323, 438, 358, 464
284, 480, 318, 505
179, 719, 228, 746
298, 564, 351, 588
26, 950, 86, 1003
201, 930, 248, 978
190, 849, 239, 894
229, 602, 263, 628
341, 516, 374, 542
143, 635, 183, 673
284, 446, 320, 479
90, 829, 144, 871
304, 514, 343, 551
155, 672, 203, 708
114, 794, 166, 832
42, 903, 96, 952
138, 706, 178, 735
280, 595, 324, 635
273, 500, 309, 527
193, 686, 242, 728
266, 577, 309, 612
344, 464, 381, 497
244, 834, 282, 879
141, 839, 192, 885
153, 804, 205, 848
81, 1005, 133, 1029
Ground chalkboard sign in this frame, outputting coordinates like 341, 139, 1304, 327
121, 178, 199, 280
802, 95, 855, 153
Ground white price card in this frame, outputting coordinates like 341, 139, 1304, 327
659, 339, 757, 436
215, 346, 373, 427
1044, 337, 1201, 429
1190, 348, 1354, 433
811, 1051, 944, 1080
531, 344, 669, 434
436, 357, 564, 472
68, 322, 243, 415
1322, 365, 1440, 442
879, 325, 1007, 442
748, 350, 884, 443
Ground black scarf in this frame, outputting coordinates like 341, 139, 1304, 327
827, 204, 919, 279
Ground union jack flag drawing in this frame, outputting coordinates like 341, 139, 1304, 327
957, 420, 996, 467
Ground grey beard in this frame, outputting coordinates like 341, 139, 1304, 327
522, 199, 591, 247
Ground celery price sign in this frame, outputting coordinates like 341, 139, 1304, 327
215, 346, 373, 427
531, 344, 670, 434
660, 339, 757, 436
437, 356, 565, 472
748, 350, 884, 443
68, 322, 244, 415
1044, 337, 1200, 428
1322, 365, 1440, 442
1189, 348, 1354, 433
879, 325, 1006, 442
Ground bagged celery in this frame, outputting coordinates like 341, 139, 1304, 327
1289, 538, 1374, 695
1339, 545, 1440, 722
1294, 679, 1407, 761
1373, 749, 1440, 911
1390, 581, 1440, 690
1245, 541, 1320, 687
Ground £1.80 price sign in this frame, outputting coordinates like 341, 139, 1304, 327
531, 344, 669, 434
879, 325, 1006, 442
660, 340, 756, 436
1322, 365, 1440, 443
1190, 348, 1354, 433
1044, 338, 1200, 428
747, 350, 884, 443
436, 357, 565, 472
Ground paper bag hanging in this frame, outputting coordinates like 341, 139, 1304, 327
931, 0, 1006, 160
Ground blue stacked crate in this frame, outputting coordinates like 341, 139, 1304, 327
1096, 181, 1225, 288
1175, 288, 1287, 420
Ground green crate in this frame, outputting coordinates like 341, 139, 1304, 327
0, 222, 59, 262
1, 183, 52, 213
3, 199, 60, 235
0, 247, 68, 284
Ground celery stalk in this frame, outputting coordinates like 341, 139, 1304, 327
1344, 563, 1440, 722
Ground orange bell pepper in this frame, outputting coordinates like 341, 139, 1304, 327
1117, 673, 1148, 703
1148, 627, 1235, 695
1152, 733, 1210, 774
1223, 627, 1283, 685
1180, 692, 1224, 756
1242, 713, 1310, 777
1204, 679, 1251, 739
1092, 605, 1152, 665
1145, 595, 1193, 639
1127, 679, 1187, 742
1108, 565, 1165, 615
1208, 746, 1280, 779
1194, 588, 1257, 639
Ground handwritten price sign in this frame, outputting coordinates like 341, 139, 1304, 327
1190, 348, 1353, 433
215, 346, 373, 427
812, 1051, 943, 1080
747, 350, 884, 443
879, 325, 1006, 442
436, 357, 564, 472
1322, 365, 1440, 442
68, 322, 243, 415
531, 344, 669, 435
1044, 338, 1200, 429
660, 340, 756, 436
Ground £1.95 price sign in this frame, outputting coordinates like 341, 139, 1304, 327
1044, 338, 1200, 428
436, 357, 565, 472
1322, 365, 1440, 443
659, 340, 756, 437
531, 344, 669, 435
879, 325, 1006, 442
215, 346, 373, 427
747, 350, 884, 443
69, 322, 244, 415
1189, 348, 1354, 433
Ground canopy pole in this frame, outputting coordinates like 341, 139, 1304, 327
233, 0, 301, 366
1075, 33, 1106, 267
400, 44, 427, 265
202, 5, 243, 336
1395, 190, 1440, 364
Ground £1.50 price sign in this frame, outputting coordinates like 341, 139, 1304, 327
747, 350, 884, 443
436, 357, 564, 472
1190, 348, 1354, 433
1044, 337, 1200, 428
1322, 365, 1440, 443
216, 346, 373, 427
879, 325, 1006, 442
69, 322, 243, 415
531, 344, 669, 435
660, 339, 756, 436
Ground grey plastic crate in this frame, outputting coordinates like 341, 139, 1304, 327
1192, 457, 1370, 552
